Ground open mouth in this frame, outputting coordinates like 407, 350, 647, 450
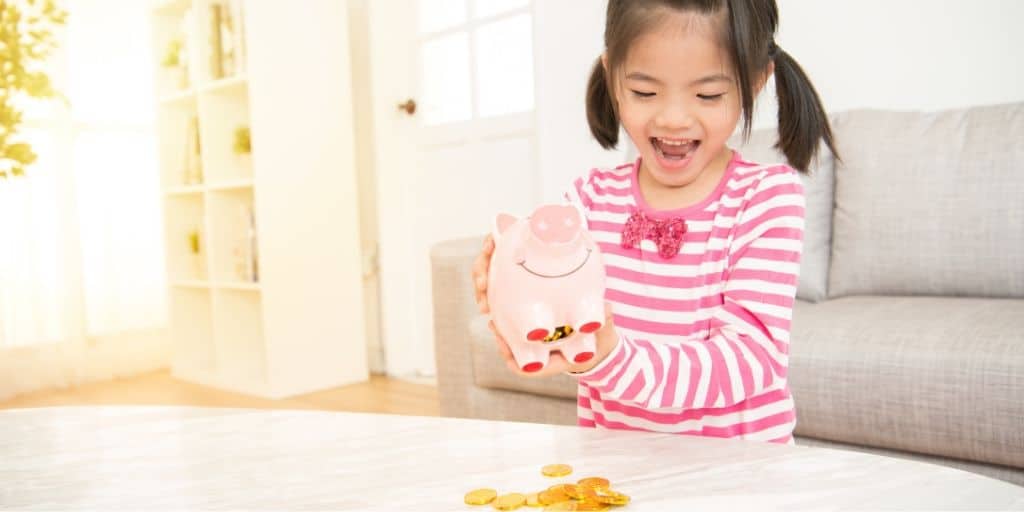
651, 137, 700, 162
518, 249, 592, 279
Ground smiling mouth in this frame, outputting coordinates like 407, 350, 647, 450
518, 249, 592, 278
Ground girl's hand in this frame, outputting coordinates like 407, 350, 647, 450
491, 303, 619, 378
472, 234, 495, 314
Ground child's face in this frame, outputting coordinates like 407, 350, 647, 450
612, 11, 741, 190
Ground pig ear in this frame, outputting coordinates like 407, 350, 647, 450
493, 213, 518, 239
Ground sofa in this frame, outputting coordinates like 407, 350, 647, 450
430, 102, 1024, 487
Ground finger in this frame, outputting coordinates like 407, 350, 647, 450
483, 234, 494, 254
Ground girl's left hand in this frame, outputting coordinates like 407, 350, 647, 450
490, 303, 619, 378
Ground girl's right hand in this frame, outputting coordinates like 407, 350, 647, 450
472, 234, 495, 314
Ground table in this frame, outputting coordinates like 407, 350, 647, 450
1, 406, 1022, 510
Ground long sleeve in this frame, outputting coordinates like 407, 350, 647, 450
575, 169, 805, 412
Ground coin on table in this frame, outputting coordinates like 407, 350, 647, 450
525, 492, 543, 507
464, 488, 498, 505
593, 490, 630, 506
538, 488, 571, 506
563, 484, 597, 501
492, 493, 528, 511
541, 463, 573, 477
577, 477, 610, 490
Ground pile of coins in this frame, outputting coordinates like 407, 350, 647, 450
463, 463, 631, 511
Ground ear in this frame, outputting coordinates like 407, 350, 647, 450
493, 213, 518, 240
754, 61, 775, 96
600, 52, 608, 74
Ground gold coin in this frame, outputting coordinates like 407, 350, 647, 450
563, 484, 597, 501
548, 484, 574, 495
541, 464, 573, 477
573, 502, 608, 512
543, 502, 578, 511
464, 488, 498, 505
493, 493, 527, 511
538, 489, 571, 506
525, 492, 543, 507
593, 490, 630, 506
577, 477, 610, 490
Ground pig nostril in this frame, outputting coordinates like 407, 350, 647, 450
574, 352, 594, 363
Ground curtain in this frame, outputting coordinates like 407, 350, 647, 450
0, 0, 170, 401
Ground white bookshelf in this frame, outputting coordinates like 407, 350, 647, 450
151, 0, 369, 398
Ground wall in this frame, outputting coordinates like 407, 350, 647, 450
755, 0, 1024, 128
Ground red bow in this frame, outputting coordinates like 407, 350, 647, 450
621, 211, 687, 259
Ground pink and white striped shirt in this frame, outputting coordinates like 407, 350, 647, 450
565, 150, 805, 444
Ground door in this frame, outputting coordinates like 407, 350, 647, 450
368, 0, 542, 377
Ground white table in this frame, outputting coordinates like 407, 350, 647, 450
1, 406, 1022, 510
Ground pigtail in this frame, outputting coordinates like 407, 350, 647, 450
586, 56, 620, 149
772, 45, 839, 172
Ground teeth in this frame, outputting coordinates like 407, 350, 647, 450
656, 138, 694, 146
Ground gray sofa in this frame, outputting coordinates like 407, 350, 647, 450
430, 103, 1024, 487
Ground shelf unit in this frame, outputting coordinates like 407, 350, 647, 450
151, 0, 369, 398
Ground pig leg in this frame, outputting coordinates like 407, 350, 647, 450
507, 339, 551, 373
571, 294, 605, 335
559, 334, 597, 365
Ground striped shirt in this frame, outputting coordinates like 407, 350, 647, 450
564, 151, 805, 444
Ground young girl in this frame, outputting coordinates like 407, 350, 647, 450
473, 0, 836, 444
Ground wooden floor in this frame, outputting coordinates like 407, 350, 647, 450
0, 370, 440, 417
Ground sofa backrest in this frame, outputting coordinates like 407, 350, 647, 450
829, 103, 1024, 298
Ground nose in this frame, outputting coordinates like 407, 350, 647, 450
654, 101, 695, 130
529, 205, 581, 244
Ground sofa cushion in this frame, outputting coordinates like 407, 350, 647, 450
468, 314, 578, 400
829, 103, 1024, 298
790, 296, 1024, 469
729, 119, 837, 303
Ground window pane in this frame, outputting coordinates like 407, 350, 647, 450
67, 0, 155, 124
74, 131, 167, 334
475, 15, 534, 118
420, 33, 472, 125
418, 0, 467, 34
474, 0, 528, 19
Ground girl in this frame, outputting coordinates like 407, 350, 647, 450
473, 0, 836, 444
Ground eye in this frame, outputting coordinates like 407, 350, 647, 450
630, 90, 655, 98
697, 93, 725, 101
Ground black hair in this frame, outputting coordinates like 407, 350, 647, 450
586, 0, 838, 172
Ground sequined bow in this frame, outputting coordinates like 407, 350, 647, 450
621, 210, 687, 259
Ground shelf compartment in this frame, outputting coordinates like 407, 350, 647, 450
164, 194, 208, 282
156, 100, 203, 188
206, 188, 259, 285
198, 80, 252, 184
212, 289, 266, 389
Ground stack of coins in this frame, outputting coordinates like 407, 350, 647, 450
463, 463, 632, 511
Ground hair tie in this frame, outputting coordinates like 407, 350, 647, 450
768, 41, 779, 59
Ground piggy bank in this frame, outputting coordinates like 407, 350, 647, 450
487, 204, 606, 372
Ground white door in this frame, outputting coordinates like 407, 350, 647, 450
368, 0, 542, 377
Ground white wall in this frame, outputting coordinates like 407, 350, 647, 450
534, 1, 627, 203
752, 0, 1024, 128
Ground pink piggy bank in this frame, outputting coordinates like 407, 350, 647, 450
487, 204, 607, 373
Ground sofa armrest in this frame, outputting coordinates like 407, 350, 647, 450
431, 235, 487, 418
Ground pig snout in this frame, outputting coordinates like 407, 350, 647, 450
529, 205, 581, 244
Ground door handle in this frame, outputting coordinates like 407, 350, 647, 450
397, 99, 416, 115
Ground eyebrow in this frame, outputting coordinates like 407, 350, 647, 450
625, 72, 732, 87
